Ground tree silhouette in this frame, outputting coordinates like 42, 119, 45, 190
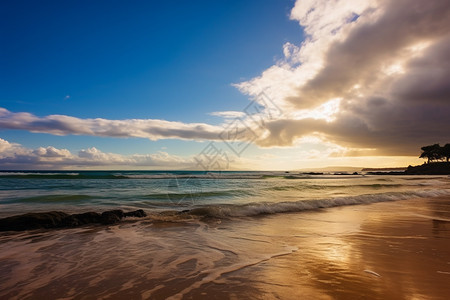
442, 144, 450, 162
419, 144, 441, 163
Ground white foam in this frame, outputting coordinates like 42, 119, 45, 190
187, 188, 450, 218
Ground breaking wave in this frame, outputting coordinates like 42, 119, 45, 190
157, 188, 450, 220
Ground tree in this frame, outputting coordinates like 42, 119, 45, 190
442, 144, 450, 162
419, 144, 441, 163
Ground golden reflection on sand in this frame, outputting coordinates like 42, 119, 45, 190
1, 197, 449, 299
213, 197, 450, 300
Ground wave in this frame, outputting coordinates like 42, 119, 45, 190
0, 172, 80, 177
3, 194, 95, 204
144, 190, 247, 200
170, 188, 450, 219
121, 174, 271, 179
0, 171, 354, 180
0, 172, 124, 179
265, 183, 403, 192
0, 171, 273, 180
2, 171, 448, 181
2, 188, 449, 228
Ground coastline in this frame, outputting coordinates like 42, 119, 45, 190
365, 162, 450, 175
1, 195, 449, 299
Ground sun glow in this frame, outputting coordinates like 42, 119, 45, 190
408, 41, 432, 55
384, 62, 405, 75
293, 98, 341, 122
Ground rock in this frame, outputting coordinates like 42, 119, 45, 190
0, 211, 69, 231
405, 162, 450, 175
101, 210, 124, 225
64, 212, 102, 227
0, 209, 147, 231
124, 209, 146, 218
366, 171, 405, 175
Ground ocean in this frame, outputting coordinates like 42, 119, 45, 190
1, 170, 449, 218
1, 171, 450, 299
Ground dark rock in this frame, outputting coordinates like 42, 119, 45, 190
101, 214, 121, 225
0, 211, 69, 231
405, 162, 450, 175
64, 212, 101, 227
62, 215, 79, 227
124, 209, 146, 218
367, 171, 405, 175
101, 210, 124, 225
0, 209, 147, 231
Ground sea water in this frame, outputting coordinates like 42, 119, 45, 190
1, 171, 450, 299
0, 171, 449, 218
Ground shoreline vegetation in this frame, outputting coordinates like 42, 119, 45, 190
334, 143, 450, 175
365, 143, 450, 175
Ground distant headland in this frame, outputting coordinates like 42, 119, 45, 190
365, 144, 450, 175
405, 143, 450, 175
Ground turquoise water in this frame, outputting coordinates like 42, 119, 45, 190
1, 170, 449, 218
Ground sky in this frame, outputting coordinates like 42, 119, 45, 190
0, 0, 449, 170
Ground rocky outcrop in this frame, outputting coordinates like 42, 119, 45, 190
0, 209, 147, 231
405, 162, 450, 175
0, 211, 70, 231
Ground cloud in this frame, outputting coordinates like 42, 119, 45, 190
1, 0, 449, 158
0, 138, 195, 169
236, 0, 450, 155
288, 0, 450, 109
209, 111, 246, 119
0, 107, 224, 141
32, 146, 72, 158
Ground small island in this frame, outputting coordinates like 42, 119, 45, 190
405, 162, 450, 175
364, 144, 450, 175
405, 143, 450, 175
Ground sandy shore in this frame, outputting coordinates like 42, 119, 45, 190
187, 197, 450, 300
1, 196, 449, 299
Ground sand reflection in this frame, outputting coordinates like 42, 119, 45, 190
1, 197, 449, 299
202, 197, 450, 299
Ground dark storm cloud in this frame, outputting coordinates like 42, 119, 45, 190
289, 0, 450, 109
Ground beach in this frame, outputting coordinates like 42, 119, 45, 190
1, 173, 450, 299
2, 0, 450, 298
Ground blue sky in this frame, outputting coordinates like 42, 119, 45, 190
1, 1, 301, 119
1, 0, 302, 158
1, 0, 447, 170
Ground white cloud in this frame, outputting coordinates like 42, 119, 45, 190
32, 146, 72, 158
0, 107, 225, 141
1, 0, 449, 158
0, 139, 196, 169
209, 111, 246, 119
235, 0, 450, 154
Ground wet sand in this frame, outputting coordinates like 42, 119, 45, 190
1, 196, 450, 299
